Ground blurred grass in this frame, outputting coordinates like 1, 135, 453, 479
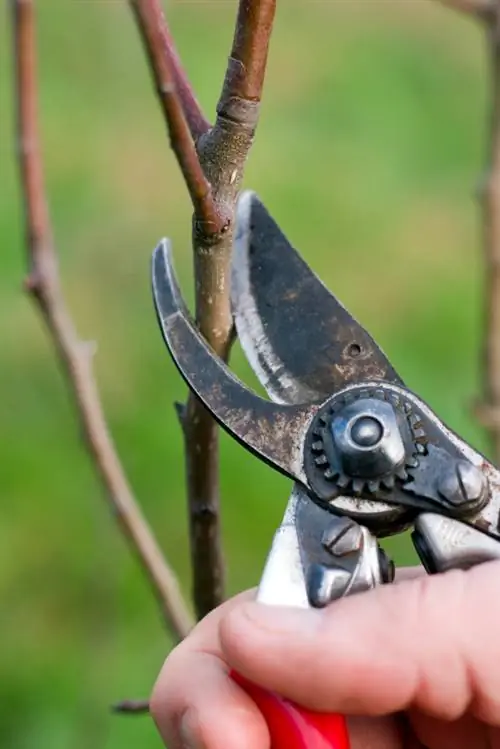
0, 1, 492, 747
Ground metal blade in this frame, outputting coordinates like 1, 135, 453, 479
231, 191, 403, 405
152, 239, 316, 484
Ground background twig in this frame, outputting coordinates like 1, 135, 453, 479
435, 0, 494, 19
112, 699, 150, 715
434, 0, 500, 462
11, 0, 193, 641
478, 4, 500, 459
131, 0, 276, 619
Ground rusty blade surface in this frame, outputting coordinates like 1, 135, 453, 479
152, 239, 317, 484
231, 192, 403, 405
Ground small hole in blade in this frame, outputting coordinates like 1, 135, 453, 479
348, 343, 362, 358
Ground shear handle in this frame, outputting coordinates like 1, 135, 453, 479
231, 671, 350, 749
413, 513, 500, 573
228, 487, 387, 749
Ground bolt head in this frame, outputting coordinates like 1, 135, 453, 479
322, 517, 363, 556
330, 398, 406, 479
350, 416, 383, 447
437, 460, 487, 507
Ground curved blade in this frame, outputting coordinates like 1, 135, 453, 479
152, 239, 316, 484
231, 192, 403, 405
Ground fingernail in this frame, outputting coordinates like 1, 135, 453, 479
179, 709, 204, 749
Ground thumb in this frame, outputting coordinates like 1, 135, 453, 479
219, 561, 500, 723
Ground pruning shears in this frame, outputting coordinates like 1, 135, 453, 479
151, 192, 500, 749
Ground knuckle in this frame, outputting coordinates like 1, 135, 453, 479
402, 568, 467, 630
405, 572, 441, 624
150, 642, 188, 718
406, 569, 472, 718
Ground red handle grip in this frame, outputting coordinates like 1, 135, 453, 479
231, 671, 350, 749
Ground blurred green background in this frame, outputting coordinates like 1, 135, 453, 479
0, 1, 492, 746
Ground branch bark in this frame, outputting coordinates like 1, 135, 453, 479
478, 7, 500, 460
434, 0, 495, 19
130, 0, 209, 142
129, 0, 227, 235
432, 0, 500, 459
10, 0, 193, 641
112, 699, 150, 715
130, 0, 276, 619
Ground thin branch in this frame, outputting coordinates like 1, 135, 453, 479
129, 0, 228, 235
112, 699, 150, 715
478, 7, 500, 461
181, 0, 276, 619
11, 0, 193, 641
217, 0, 277, 131
130, 0, 209, 141
434, 0, 496, 19
130, 0, 276, 619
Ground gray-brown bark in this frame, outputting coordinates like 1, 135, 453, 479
130, 0, 276, 619
478, 7, 500, 460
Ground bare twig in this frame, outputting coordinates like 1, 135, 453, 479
183, 0, 276, 619
217, 0, 277, 127
130, 0, 209, 141
434, 0, 495, 20
11, 0, 193, 641
129, 0, 227, 235
435, 0, 500, 460
112, 699, 150, 715
130, 0, 276, 619
478, 8, 500, 460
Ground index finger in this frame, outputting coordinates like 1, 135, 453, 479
150, 589, 270, 749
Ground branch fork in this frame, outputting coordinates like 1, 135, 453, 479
129, 0, 276, 619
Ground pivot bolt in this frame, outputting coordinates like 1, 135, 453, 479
350, 416, 383, 447
330, 398, 406, 479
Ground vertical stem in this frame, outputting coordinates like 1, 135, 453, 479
129, 0, 276, 621
11, 0, 193, 640
182, 235, 234, 618
481, 12, 500, 460
11, 0, 52, 274
183, 0, 275, 620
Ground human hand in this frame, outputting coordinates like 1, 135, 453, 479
151, 562, 500, 749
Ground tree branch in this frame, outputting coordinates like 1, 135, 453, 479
129, 0, 228, 235
478, 8, 500, 460
183, 0, 276, 620
130, 0, 276, 619
10, 0, 193, 641
112, 699, 150, 715
217, 0, 277, 130
434, 0, 495, 20
130, 0, 209, 142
